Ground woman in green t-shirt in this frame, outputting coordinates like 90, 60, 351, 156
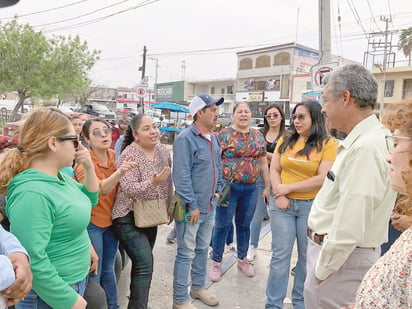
0, 108, 99, 309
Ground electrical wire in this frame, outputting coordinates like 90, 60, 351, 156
33, 0, 133, 28
366, 0, 382, 31
346, 0, 369, 38
43, 0, 161, 33
0, 0, 88, 21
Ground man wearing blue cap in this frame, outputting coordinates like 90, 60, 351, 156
172, 94, 224, 309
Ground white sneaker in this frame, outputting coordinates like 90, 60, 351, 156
246, 245, 257, 262
226, 242, 236, 253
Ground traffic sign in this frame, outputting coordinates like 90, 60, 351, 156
311, 62, 338, 90
137, 87, 146, 98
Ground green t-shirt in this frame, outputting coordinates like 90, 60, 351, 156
6, 169, 98, 308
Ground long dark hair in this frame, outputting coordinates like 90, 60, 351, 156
121, 114, 146, 151
261, 103, 286, 138
278, 101, 328, 159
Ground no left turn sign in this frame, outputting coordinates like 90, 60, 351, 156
311, 62, 339, 90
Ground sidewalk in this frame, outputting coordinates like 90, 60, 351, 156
118, 220, 298, 308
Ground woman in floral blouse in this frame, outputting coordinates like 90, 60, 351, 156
112, 114, 173, 309
209, 103, 270, 281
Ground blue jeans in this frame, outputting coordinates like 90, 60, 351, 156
249, 179, 266, 247
212, 182, 258, 262
88, 223, 119, 309
265, 198, 313, 309
15, 277, 87, 309
173, 209, 215, 304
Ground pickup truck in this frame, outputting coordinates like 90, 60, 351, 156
81, 104, 117, 125
0, 100, 32, 113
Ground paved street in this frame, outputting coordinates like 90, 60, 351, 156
118, 220, 298, 309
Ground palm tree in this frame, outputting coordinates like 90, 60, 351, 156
399, 27, 412, 66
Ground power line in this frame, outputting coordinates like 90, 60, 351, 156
0, 0, 88, 21
43, 0, 161, 33
366, 0, 382, 31
33, 0, 133, 28
346, 0, 369, 38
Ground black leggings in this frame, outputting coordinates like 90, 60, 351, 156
112, 212, 157, 309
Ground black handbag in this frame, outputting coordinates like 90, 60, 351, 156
218, 180, 233, 207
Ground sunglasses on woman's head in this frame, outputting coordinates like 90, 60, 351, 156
58, 135, 79, 149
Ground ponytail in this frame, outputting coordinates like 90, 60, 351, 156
0, 148, 30, 193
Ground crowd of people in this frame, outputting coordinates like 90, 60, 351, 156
0, 63, 410, 309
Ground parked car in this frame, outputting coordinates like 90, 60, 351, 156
250, 117, 264, 130
217, 112, 232, 127
81, 104, 117, 125
1, 112, 120, 149
0, 100, 32, 113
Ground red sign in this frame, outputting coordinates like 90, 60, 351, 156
137, 88, 146, 97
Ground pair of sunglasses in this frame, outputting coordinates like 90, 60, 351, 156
58, 135, 79, 148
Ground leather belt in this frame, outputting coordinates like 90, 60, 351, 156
307, 228, 326, 245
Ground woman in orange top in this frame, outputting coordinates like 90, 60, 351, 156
75, 119, 135, 309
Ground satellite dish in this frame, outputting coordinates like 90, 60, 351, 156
0, 0, 19, 8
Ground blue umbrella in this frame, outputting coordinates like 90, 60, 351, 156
151, 102, 189, 113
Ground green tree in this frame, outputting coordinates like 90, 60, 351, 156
399, 26, 412, 66
0, 19, 100, 121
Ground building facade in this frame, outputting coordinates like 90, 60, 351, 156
235, 43, 320, 118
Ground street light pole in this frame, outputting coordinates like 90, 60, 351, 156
149, 57, 159, 104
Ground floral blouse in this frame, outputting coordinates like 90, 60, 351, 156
218, 127, 266, 184
112, 143, 173, 220
355, 227, 412, 308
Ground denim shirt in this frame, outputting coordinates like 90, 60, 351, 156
172, 123, 223, 213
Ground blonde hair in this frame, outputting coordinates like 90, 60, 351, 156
0, 108, 72, 193
382, 97, 412, 214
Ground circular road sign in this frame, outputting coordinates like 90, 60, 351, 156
137, 87, 146, 97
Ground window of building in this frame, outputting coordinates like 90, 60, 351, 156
221, 88, 225, 94
274, 52, 290, 65
403, 79, 412, 99
239, 58, 253, 70
384, 80, 394, 97
211, 86, 215, 94
227, 85, 234, 94
255, 55, 270, 68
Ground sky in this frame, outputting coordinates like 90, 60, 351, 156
0, 0, 411, 89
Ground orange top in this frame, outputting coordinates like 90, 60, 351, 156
75, 149, 117, 227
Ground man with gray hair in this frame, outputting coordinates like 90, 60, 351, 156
304, 64, 397, 308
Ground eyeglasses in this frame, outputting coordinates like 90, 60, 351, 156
58, 135, 79, 149
385, 135, 411, 153
92, 127, 112, 138
291, 114, 306, 121
265, 113, 281, 119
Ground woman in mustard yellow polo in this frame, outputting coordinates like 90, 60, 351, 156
265, 101, 338, 309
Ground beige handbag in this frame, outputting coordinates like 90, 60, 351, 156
133, 198, 169, 228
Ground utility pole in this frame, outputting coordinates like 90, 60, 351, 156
149, 57, 159, 105
141, 45, 147, 80
318, 0, 332, 63
379, 16, 391, 118
140, 45, 147, 113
